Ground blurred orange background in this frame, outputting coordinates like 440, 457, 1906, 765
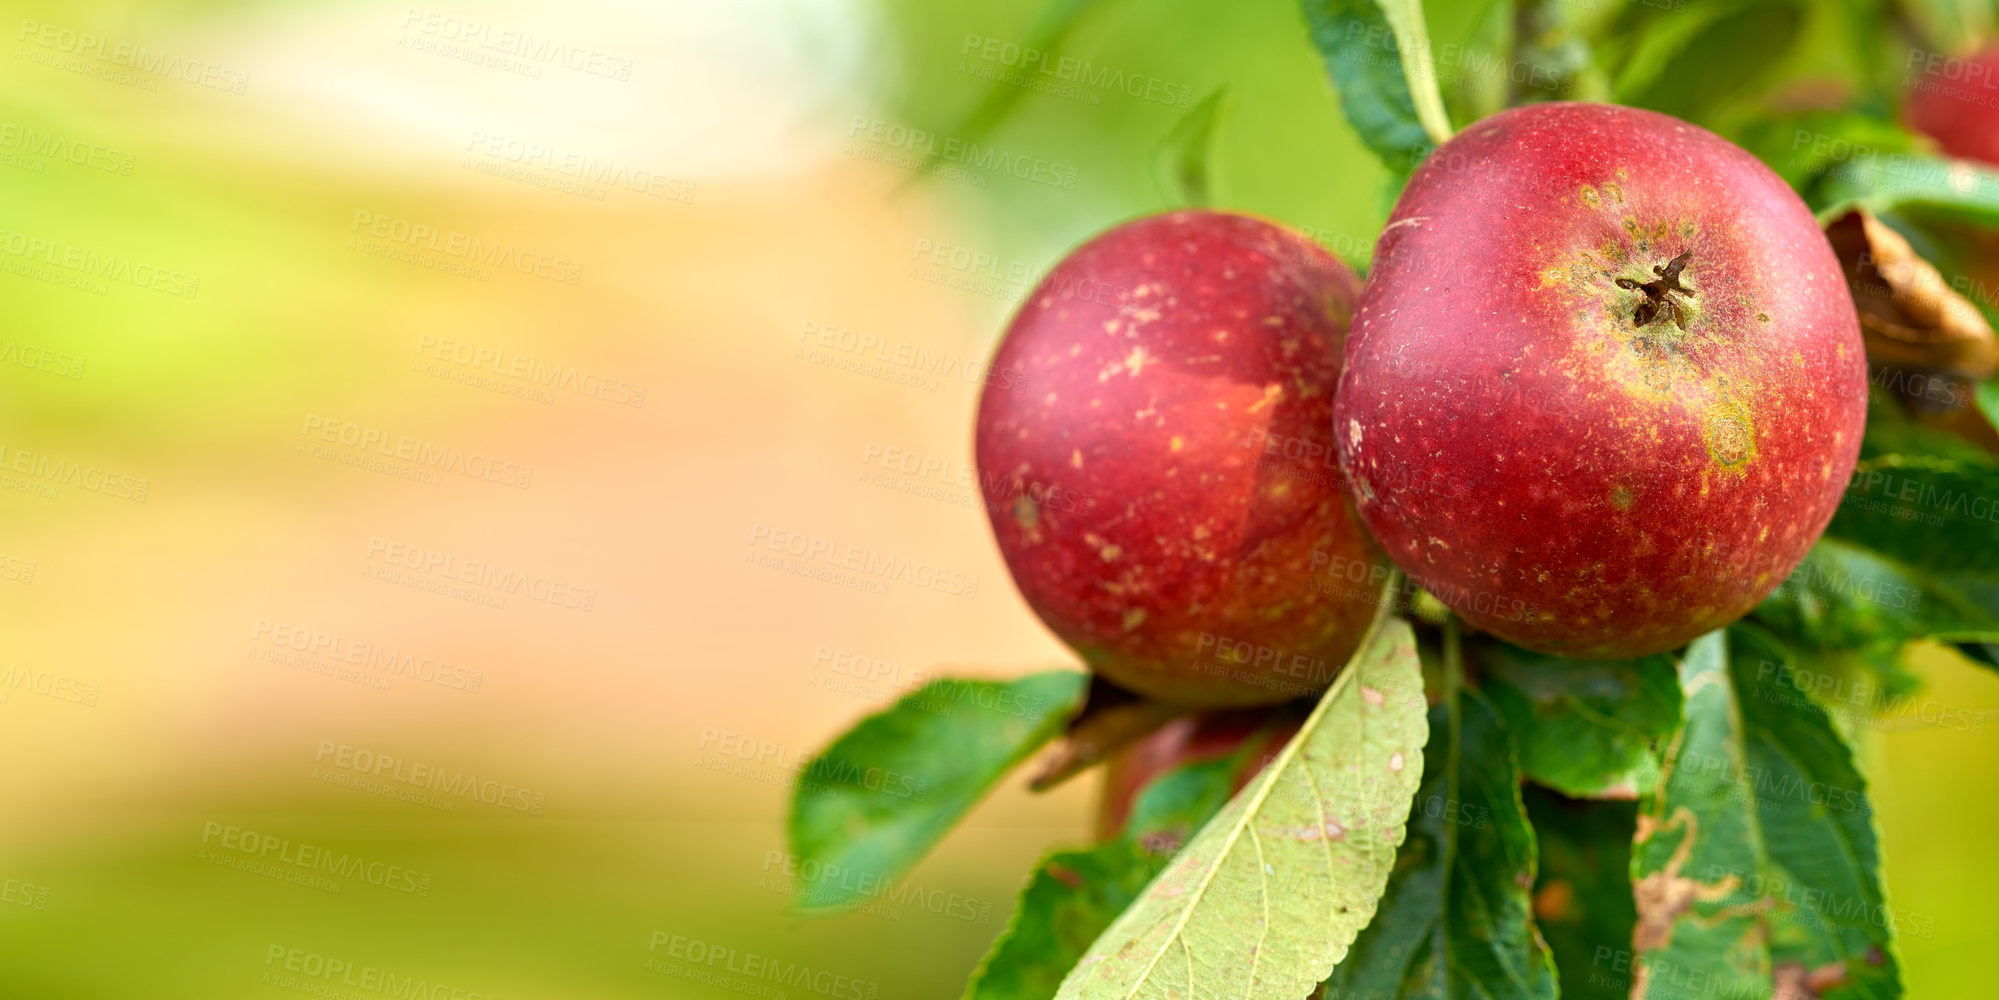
0, 0, 1993, 996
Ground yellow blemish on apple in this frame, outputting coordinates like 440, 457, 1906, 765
1169, 436, 1185, 451
1071, 450, 1084, 468
1122, 346, 1156, 377
1247, 384, 1285, 413
1703, 406, 1756, 472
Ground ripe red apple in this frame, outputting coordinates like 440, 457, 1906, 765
1335, 103, 1867, 658
1904, 43, 1999, 166
976, 210, 1386, 706
1096, 711, 1302, 843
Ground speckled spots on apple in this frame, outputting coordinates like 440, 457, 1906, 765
979, 211, 1386, 705
1335, 103, 1866, 658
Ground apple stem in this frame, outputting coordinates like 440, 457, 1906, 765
1441, 614, 1463, 708
1382, 0, 1455, 147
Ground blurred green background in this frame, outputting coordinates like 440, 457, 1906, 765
0, 0, 1993, 996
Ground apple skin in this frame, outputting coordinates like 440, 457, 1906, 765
976, 210, 1386, 706
1096, 711, 1302, 843
1905, 44, 1999, 166
1334, 103, 1867, 658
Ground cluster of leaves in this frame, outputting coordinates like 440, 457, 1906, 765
785, 0, 1999, 998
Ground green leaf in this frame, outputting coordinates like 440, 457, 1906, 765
1630, 629, 1906, 998
1757, 450, 1999, 651
1154, 88, 1230, 208
906, 0, 1114, 189
1732, 112, 1921, 210
788, 671, 1087, 914
1121, 742, 1260, 853
1053, 615, 1429, 999
1478, 641, 1683, 799
1507, 0, 1609, 107
963, 842, 1164, 1000
1628, 631, 1771, 999
1819, 149, 1999, 228
1859, 390, 1996, 465
1301, 0, 1451, 174
1613, 0, 1805, 128
1523, 787, 1640, 1000
1730, 626, 1902, 998
1977, 379, 1999, 443
963, 742, 1250, 1000
1320, 691, 1557, 999
1828, 454, 1999, 575
1757, 538, 1999, 650
1951, 638, 1999, 674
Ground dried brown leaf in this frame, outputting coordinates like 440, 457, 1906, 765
1825, 207, 1998, 377
1028, 675, 1188, 791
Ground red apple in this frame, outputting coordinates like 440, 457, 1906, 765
1335, 103, 1867, 658
1904, 43, 1999, 166
1096, 711, 1302, 844
976, 210, 1386, 706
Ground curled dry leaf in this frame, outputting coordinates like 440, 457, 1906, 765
1029, 675, 1189, 792
1824, 207, 1998, 378
1772, 959, 1850, 999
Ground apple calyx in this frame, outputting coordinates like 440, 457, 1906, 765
1615, 250, 1697, 331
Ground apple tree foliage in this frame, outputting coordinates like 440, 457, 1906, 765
784, 0, 1999, 997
